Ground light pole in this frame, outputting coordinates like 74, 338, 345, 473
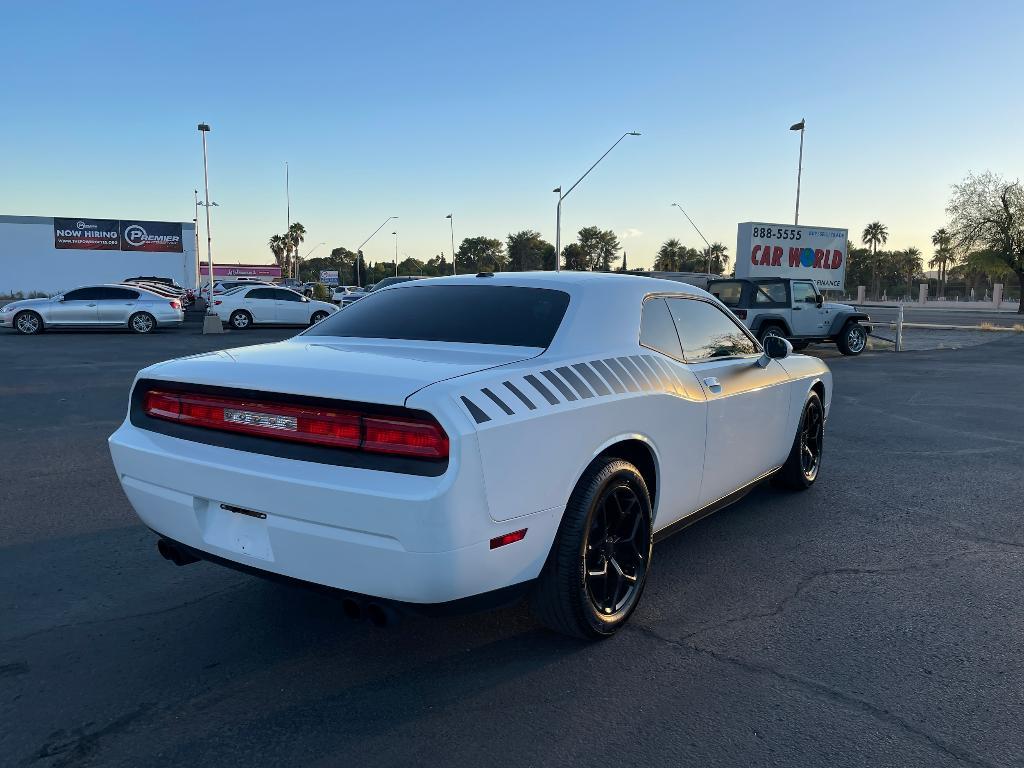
790, 119, 805, 225
553, 131, 640, 271
670, 203, 713, 274
355, 216, 398, 287
196, 197, 218, 287
446, 213, 457, 275
193, 190, 201, 287
392, 231, 399, 276
197, 123, 223, 334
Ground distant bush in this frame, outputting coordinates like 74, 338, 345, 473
312, 283, 330, 301
1, 291, 25, 300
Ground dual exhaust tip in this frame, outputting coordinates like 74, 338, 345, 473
155, 538, 399, 627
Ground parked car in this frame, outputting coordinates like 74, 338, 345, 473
124, 276, 182, 289
278, 278, 303, 291
200, 279, 273, 304
210, 285, 338, 329
2, 284, 184, 334
706, 277, 872, 355
110, 272, 832, 638
331, 285, 365, 304
123, 280, 193, 307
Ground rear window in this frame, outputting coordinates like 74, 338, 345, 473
305, 284, 570, 348
708, 281, 743, 306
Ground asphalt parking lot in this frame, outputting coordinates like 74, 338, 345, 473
2, 327, 1023, 768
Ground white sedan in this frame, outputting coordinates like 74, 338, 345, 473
108, 273, 831, 638
211, 285, 337, 329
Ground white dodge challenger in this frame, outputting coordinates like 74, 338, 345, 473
109, 272, 831, 638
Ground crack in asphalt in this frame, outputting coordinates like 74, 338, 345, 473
1, 580, 249, 647
630, 623, 1004, 768
668, 548, 1019, 644
22, 702, 155, 768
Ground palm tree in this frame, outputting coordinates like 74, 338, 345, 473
706, 242, 729, 274
268, 234, 287, 268
287, 222, 307, 279
902, 247, 922, 300
861, 222, 889, 299
930, 228, 953, 298
655, 239, 683, 271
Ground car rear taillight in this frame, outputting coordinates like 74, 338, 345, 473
733, 309, 747, 320
170, 300, 181, 309
141, 389, 448, 458
213, 300, 222, 305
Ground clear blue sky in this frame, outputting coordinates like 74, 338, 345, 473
1, 0, 1021, 270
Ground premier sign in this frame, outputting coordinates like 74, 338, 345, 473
54, 217, 183, 253
736, 222, 848, 292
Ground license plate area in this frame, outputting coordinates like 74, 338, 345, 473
196, 498, 274, 561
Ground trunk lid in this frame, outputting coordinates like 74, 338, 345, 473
141, 337, 540, 405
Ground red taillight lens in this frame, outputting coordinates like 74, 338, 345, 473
213, 300, 222, 305
170, 300, 181, 309
142, 390, 446, 458
363, 417, 449, 459
490, 529, 527, 549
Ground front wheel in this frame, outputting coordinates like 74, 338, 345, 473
774, 391, 825, 490
530, 457, 653, 639
837, 322, 867, 355
14, 311, 43, 335
229, 310, 252, 330
310, 310, 329, 325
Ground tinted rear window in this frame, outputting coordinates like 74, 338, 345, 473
305, 284, 570, 347
708, 281, 743, 306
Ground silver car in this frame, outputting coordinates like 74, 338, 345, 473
1, 284, 185, 335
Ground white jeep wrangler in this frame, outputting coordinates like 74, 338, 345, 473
707, 277, 872, 355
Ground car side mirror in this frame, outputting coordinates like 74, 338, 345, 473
757, 336, 792, 367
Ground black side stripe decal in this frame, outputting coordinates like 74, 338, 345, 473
461, 396, 491, 423
555, 366, 593, 399
590, 359, 626, 394
541, 370, 577, 401
481, 387, 514, 415
503, 381, 536, 410
524, 374, 559, 405
606, 357, 639, 392
619, 356, 653, 390
573, 363, 611, 396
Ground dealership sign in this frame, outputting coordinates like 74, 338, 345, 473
735, 222, 848, 291
54, 218, 183, 253
319, 270, 339, 285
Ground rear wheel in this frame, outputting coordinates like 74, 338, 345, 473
14, 311, 43, 335
310, 310, 329, 325
530, 457, 653, 639
837, 322, 867, 355
758, 323, 788, 344
129, 312, 155, 334
229, 310, 252, 330
775, 391, 824, 490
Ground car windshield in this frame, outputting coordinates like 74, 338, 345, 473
304, 284, 570, 347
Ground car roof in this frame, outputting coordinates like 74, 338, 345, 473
372, 271, 712, 357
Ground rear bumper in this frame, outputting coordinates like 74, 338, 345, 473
108, 421, 561, 604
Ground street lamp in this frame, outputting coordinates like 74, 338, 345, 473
790, 118, 805, 225
670, 203, 713, 274
355, 216, 398, 287
445, 213, 457, 275
553, 131, 640, 272
392, 231, 399, 276
194, 194, 218, 289
197, 122, 223, 334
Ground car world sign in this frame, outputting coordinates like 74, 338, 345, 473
54, 218, 183, 252
735, 222, 848, 292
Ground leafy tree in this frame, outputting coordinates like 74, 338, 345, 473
700, 242, 729, 274
861, 221, 889, 299
268, 234, 288, 268
561, 243, 587, 271
576, 226, 621, 271
654, 238, 684, 271
946, 171, 1024, 312
456, 236, 506, 273
397, 256, 425, 275
507, 230, 554, 271
929, 228, 955, 297
901, 247, 923, 299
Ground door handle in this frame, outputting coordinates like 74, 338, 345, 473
793, 306, 803, 310
702, 376, 723, 393
87, 303, 97, 307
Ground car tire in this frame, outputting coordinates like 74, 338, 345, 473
530, 457, 653, 639
13, 310, 44, 335
836, 321, 867, 355
310, 310, 329, 326
128, 312, 156, 334
758, 323, 788, 344
791, 341, 810, 351
229, 310, 252, 330
774, 391, 824, 491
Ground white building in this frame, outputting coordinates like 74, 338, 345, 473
0, 215, 198, 295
